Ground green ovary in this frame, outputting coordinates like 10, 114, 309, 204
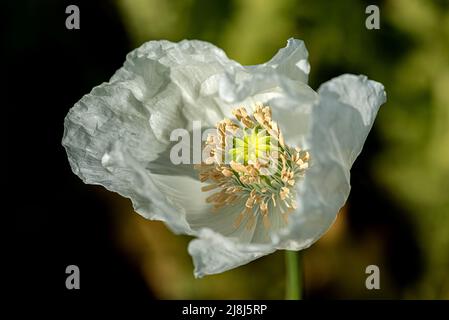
229, 127, 271, 164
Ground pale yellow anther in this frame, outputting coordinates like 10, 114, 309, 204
260, 201, 268, 214
196, 103, 310, 232
221, 168, 233, 177
230, 160, 247, 173
271, 194, 277, 207
201, 184, 219, 192
245, 196, 255, 208
280, 186, 290, 200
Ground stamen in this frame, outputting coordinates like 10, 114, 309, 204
196, 104, 310, 232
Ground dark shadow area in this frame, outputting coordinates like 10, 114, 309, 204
6, 0, 154, 308
348, 131, 424, 289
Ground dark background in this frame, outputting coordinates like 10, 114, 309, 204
6, 0, 153, 307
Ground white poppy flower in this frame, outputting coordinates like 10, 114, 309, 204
62, 38, 386, 277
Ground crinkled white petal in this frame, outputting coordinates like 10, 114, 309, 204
189, 74, 385, 275
274, 74, 386, 250
63, 37, 386, 277
246, 38, 310, 83
188, 229, 275, 278
63, 40, 241, 235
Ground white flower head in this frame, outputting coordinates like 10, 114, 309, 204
62, 39, 386, 277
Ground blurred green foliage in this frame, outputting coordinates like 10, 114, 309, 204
112, 0, 449, 299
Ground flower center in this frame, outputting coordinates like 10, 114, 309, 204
195, 104, 310, 231
230, 127, 271, 164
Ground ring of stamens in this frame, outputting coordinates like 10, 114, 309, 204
195, 103, 310, 231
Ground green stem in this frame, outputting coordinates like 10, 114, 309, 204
285, 250, 303, 300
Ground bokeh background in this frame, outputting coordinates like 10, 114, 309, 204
7, 0, 449, 301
